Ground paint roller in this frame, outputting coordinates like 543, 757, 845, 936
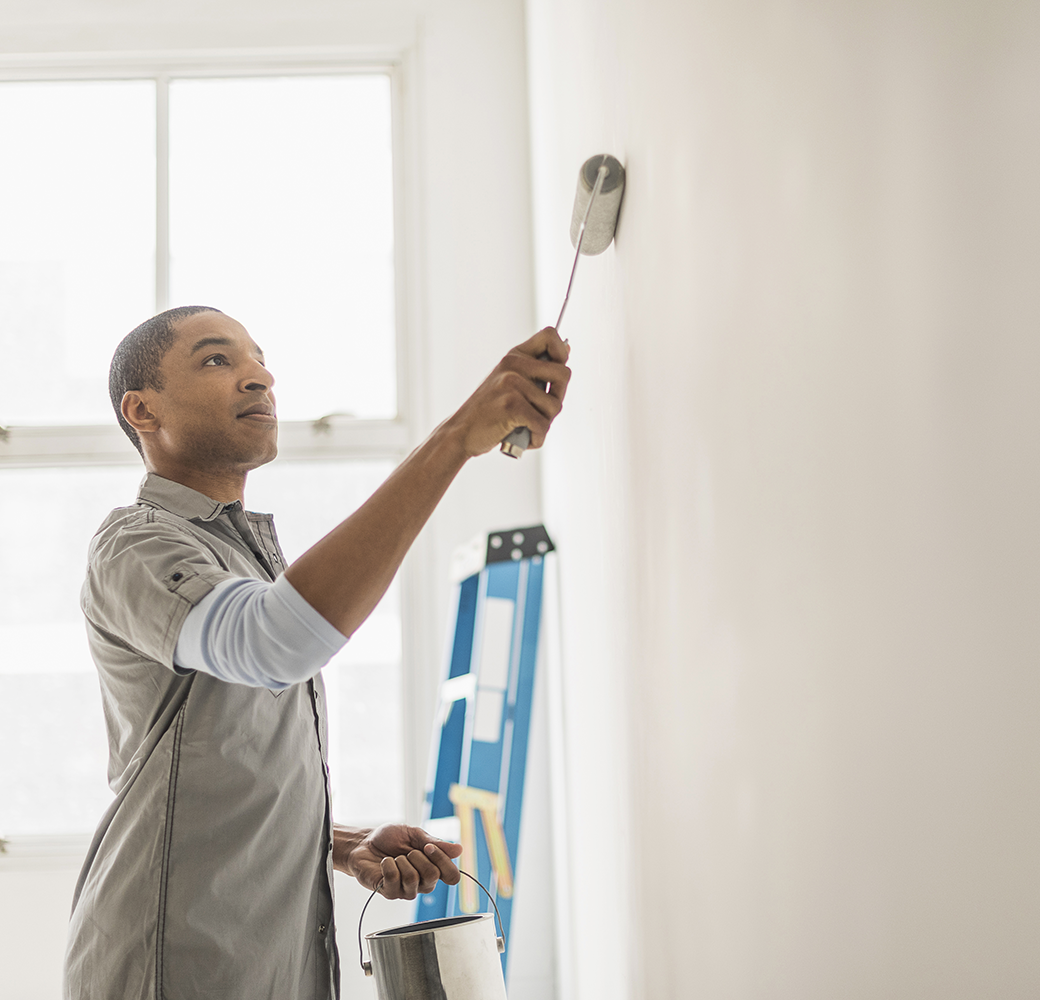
500, 152, 626, 458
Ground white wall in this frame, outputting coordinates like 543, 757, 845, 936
0, 858, 81, 1000
527, 1, 1040, 998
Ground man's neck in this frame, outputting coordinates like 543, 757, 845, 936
146, 460, 248, 505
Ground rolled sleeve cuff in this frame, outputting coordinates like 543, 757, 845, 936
175, 574, 349, 690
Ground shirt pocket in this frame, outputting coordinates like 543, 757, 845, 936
163, 566, 217, 606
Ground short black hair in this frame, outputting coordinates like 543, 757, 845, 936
110, 305, 223, 455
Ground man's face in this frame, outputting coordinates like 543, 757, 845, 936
146, 311, 278, 473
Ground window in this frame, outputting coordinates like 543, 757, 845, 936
0, 66, 408, 840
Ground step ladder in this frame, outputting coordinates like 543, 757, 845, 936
417, 525, 555, 973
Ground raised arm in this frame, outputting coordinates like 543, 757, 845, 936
283, 328, 570, 637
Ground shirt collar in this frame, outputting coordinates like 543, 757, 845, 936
137, 472, 240, 523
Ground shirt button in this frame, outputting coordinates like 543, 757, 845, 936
318, 924, 327, 935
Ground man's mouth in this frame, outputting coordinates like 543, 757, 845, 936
238, 402, 277, 423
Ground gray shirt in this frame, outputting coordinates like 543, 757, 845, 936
65, 473, 338, 1000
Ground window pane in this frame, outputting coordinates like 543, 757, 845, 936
247, 458, 404, 824
0, 81, 156, 427
169, 75, 397, 422
0, 465, 145, 836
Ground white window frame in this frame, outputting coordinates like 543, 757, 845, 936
0, 47, 433, 859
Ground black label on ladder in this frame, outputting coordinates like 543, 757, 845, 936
485, 525, 555, 565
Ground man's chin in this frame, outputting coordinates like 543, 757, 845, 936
245, 443, 278, 471
231, 433, 278, 473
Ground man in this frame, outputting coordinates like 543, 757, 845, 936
64, 305, 570, 999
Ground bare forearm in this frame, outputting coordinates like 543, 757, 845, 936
284, 421, 469, 637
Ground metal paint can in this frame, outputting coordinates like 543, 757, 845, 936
364, 912, 508, 1000
359, 871, 508, 1000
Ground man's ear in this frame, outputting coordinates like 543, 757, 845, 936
121, 391, 160, 437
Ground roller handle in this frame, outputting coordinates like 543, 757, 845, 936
500, 160, 612, 459
499, 351, 550, 458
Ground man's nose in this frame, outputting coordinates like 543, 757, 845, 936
242, 360, 275, 392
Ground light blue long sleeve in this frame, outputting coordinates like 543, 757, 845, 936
174, 574, 348, 690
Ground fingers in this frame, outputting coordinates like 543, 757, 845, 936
496, 349, 571, 440
504, 328, 572, 422
427, 839, 464, 860
378, 847, 460, 900
448, 327, 572, 456
514, 367, 567, 449
369, 829, 462, 900
515, 326, 570, 363
498, 369, 565, 428
423, 842, 462, 885
507, 332, 571, 395
378, 855, 415, 899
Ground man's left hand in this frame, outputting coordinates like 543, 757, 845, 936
334, 823, 463, 899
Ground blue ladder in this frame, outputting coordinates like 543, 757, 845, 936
416, 525, 554, 973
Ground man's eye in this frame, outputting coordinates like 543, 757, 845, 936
203, 355, 229, 366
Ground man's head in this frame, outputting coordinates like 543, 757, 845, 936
110, 306, 222, 453
111, 307, 278, 490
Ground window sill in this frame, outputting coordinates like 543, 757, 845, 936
0, 419, 411, 468
0, 834, 91, 872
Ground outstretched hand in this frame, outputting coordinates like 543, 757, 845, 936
335, 823, 463, 900
443, 326, 571, 457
